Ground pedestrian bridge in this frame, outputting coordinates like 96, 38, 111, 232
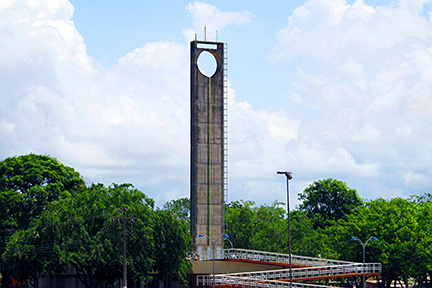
195, 249, 381, 288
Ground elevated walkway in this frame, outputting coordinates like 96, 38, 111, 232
224, 249, 354, 267
194, 249, 381, 288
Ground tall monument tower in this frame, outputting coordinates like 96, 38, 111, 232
190, 40, 226, 259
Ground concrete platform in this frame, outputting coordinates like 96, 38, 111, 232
188, 258, 291, 274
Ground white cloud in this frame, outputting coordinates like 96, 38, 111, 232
182, 2, 253, 41
274, 0, 432, 61
0, 0, 191, 204
398, 0, 432, 12
228, 82, 300, 182
270, 0, 432, 199
403, 172, 431, 189
2, 0, 432, 208
0, 0, 279, 207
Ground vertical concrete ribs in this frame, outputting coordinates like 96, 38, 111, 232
190, 40, 225, 259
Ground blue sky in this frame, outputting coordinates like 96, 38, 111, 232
1, 0, 432, 208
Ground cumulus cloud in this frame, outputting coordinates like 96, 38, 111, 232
2, 0, 432, 208
182, 2, 253, 40
0, 0, 191, 205
403, 171, 431, 189
270, 0, 432, 199
229, 83, 299, 179
0, 0, 269, 206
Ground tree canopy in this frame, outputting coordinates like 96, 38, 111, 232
0, 154, 84, 287
224, 187, 432, 288
0, 154, 84, 228
298, 178, 363, 229
163, 197, 190, 222
2, 155, 432, 288
0, 154, 192, 288
225, 200, 320, 257
322, 197, 432, 288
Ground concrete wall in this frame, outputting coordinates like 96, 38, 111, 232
190, 40, 225, 257
189, 260, 288, 274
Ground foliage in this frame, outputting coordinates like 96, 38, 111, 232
0, 154, 84, 226
410, 192, 432, 203
0, 154, 84, 287
298, 178, 363, 229
163, 197, 191, 222
153, 209, 192, 286
323, 197, 432, 288
3, 183, 193, 288
290, 210, 322, 257
3, 154, 432, 288
225, 192, 432, 288
1, 154, 192, 288
225, 200, 321, 257
3, 183, 154, 287
248, 201, 287, 253
408, 199, 432, 288
225, 200, 257, 249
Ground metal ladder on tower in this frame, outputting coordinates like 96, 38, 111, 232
223, 43, 228, 205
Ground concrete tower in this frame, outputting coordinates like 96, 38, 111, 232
190, 40, 226, 259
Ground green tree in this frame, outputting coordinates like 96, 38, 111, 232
153, 209, 192, 286
325, 198, 423, 288
163, 197, 191, 221
298, 178, 363, 229
225, 200, 256, 249
225, 200, 321, 257
3, 182, 193, 288
249, 201, 287, 252
408, 198, 432, 288
410, 192, 432, 203
290, 210, 322, 257
0, 154, 84, 287
8, 183, 156, 288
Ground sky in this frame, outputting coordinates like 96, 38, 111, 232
1, 0, 432, 209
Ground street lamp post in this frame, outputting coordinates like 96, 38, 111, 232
225, 238, 233, 249
199, 233, 229, 288
225, 238, 234, 259
352, 236, 377, 288
277, 171, 293, 288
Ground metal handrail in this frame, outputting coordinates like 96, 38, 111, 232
198, 274, 337, 288
223, 262, 381, 279
197, 262, 381, 282
224, 248, 354, 266
197, 262, 382, 287
196, 248, 382, 288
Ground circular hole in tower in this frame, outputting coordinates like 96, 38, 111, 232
197, 51, 217, 77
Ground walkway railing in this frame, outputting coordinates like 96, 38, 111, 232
224, 249, 354, 267
198, 275, 336, 288
196, 249, 382, 288
197, 262, 381, 286
225, 262, 381, 280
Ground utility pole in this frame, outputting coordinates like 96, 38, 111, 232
114, 208, 136, 288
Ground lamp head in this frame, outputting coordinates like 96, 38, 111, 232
199, 234, 204, 237
277, 171, 293, 180
351, 236, 358, 241
224, 234, 229, 238
372, 237, 377, 241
